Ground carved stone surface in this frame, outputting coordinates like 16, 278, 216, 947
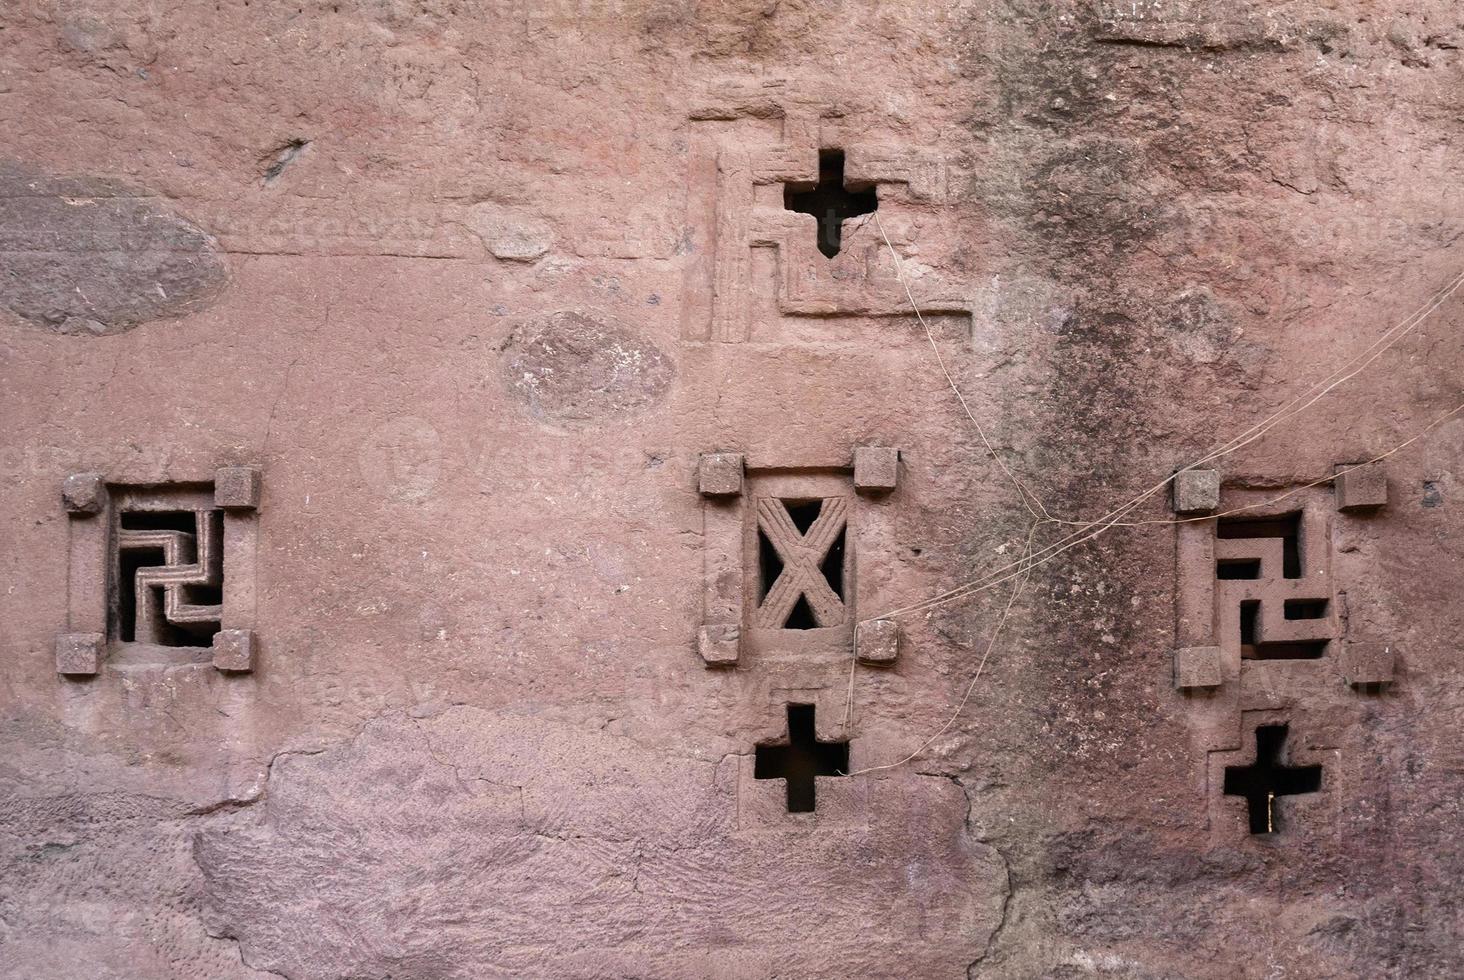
856, 618, 900, 666
1171, 468, 1220, 514
853, 446, 899, 493
61, 471, 107, 514
5, 7, 1464, 978
55, 631, 103, 675
697, 452, 744, 497
121, 511, 224, 643
682, 80, 970, 344
752, 495, 849, 629
57, 473, 261, 675
696, 623, 739, 667
1174, 645, 1222, 689
1334, 461, 1389, 511
1340, 639, 1395, 687
214, 466, 261, 510
211, 628, 256, 673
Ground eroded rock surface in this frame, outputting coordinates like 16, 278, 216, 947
500, 310, 674, 426
196, 707, 1006, 979
0, 164, 227, 335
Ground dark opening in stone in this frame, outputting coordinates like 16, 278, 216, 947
1222, 724, 1322, 834
1216, 558, 1261, 580
756, 498, 846, 630
754, 703, 849, 813
783, 150, 877, 258
1217, 513, 1302, 579
116, 509, 222, 647
1284, 598, 1328, 620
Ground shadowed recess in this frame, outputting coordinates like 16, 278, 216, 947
1222, 724, 1323, 834
783, 150, 877, 258
754, 704, 849, 813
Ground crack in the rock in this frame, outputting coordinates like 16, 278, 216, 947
918, 771, 1014, 978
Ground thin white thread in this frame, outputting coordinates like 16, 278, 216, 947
857, 218, 1462, 771
886, 404, 1464, 622
845, 521, 1039, 776
873, 212, 1052, 521
878, 267, 1464, 622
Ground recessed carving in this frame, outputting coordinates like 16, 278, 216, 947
754, 703, 849, 813
1214, 511, 1333, 660
754, 496, 848, 630
697, 456, 900, 666
57, 470, 262, 675
683, 82, 966, 343
1222, 724, 1322, 834
117, 506, 223, 646
783, 149, 876, 258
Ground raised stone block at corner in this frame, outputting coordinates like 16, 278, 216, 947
62, 472, 107, 514
1173, 645, 1222, 690
1171, 469, 1219, 515
698, 453, 744, 497
853, 446, 899, 494
1341, 639, 1394, 687
212, 629, 256, 673
856, 619, 900, 666
56, 632, 104, 676
215, 465, 262, 510
697, 624, 740, 667
1334, 462, 1387, 512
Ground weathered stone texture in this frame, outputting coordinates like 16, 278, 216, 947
0, 165, 227, 335
196, 708, 1006, 978
500, 310, 675, 426
2, 1, 1464, 977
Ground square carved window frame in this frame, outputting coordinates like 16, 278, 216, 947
57, 465, 261, 677
698, 449, 900, 668
1175, 484, 1339, 692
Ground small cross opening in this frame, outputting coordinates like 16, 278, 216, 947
1222, 724, 1322, 834
783, 150, 877, 259
754, 703, 849, 813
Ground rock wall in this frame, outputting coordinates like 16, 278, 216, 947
2, 1, 1463, 977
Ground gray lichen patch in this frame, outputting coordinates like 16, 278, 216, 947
500, 310, 674, 426
0, 163, 228, 336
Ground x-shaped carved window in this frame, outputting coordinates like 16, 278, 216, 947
754, 497, 848, 629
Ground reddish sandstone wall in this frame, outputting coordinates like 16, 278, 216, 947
2, 2, 1463, 978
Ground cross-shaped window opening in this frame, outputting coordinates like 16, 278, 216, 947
1222, 724, 1323, 834
783, 149, 878, 259
754, 703, 850, 813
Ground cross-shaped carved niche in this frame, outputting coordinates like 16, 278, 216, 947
1171, 469, 1392, 841
683, 78, 968, 343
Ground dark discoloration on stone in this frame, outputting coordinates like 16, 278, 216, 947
0, 164, 228, 336
500, 310, 674, 426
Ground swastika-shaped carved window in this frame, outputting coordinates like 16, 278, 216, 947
754, 496, 848, 629
1213, 510, 1334, 660
117, 506, 224, 646
57, 466, 261, 676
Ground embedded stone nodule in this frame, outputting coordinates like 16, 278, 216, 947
0, 163, 228, 336
500, 310, 674, 426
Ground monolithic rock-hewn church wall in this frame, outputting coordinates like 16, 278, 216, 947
3, 1, 1463, 977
